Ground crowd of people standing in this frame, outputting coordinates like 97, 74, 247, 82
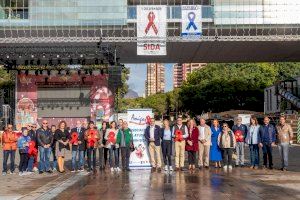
1, 114, 294, 176
146, 115, 294, 172
1, 119, 133, 176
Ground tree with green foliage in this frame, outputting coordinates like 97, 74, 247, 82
179, 63, 300, 115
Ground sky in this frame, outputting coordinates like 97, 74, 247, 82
126, 63, 174, 97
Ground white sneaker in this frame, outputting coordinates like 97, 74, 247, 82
110, 167, 114, 172
71, 170, 76, 173
33, 167, 38, 172
228, 165, 233, 170
223, 165, 228, 169
19, 172, 23, 176
169, 166, 173, 171
164, 166, 168, 171
116, 167, 121, 172
53, 168, 57, 172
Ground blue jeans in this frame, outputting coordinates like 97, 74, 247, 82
51, 145, 57, 170
249, 144, 259, 167
278, 142, 289, 168
27, 156, 34, 172
3, 150, 16, 173
87, 148, 97, 171
39, 146, 52, 172
262, 143, 273, 167
72, 150, 85, 170
109, 146, 119, 168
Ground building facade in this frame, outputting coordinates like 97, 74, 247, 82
173, 63, 206, 88
145, 63, 165, 97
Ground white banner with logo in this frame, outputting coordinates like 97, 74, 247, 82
127, 109, 153, 169
137, 5, 167, 56
181, 5, 202, 38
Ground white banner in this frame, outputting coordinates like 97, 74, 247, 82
137, 5, 167, 56
181, 5, 202, 38
127, 109, 153, 169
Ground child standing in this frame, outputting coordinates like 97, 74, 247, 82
17, 129, 31, 176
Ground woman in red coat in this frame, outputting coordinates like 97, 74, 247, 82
186, 119, 199, 171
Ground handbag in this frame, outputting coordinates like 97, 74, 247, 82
130, 142, 135, 152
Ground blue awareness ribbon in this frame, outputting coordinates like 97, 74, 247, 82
186, 12, 197, 31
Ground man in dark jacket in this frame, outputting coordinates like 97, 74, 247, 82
70, 120, 86, 172
232, 117, 247, 167
37, 120, 53, 174
259, 116, 276, 169
144, 118, 162, 172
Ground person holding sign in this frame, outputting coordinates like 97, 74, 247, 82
84, 121, 100, 173
116, 121, 134, 172
70, 120, 86, 172
105, 121, 120, 172
172, 116, 188, 171
145, 118, 162, 172
232, 117, 247, 167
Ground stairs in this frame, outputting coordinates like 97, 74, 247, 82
285, 115, 299, 143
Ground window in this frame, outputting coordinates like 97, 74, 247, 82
0, 0, 28, 19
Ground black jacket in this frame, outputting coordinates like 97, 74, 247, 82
70, 127, 86, 151
37, 127, 53, 146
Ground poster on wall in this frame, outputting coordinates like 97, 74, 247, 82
181, 5, 202, 38
137, 5, 167, 56
127, 109, 153, 169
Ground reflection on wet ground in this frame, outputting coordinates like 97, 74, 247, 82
54, 168, 300, 200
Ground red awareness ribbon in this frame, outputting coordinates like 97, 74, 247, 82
88, 130, 97, 147
28, 141, 37, 156
146, 116, 151, 125
70, 132, 79, 144
174, 130, 183, 142
145, 11, 158, 35
108, 131, 116, 144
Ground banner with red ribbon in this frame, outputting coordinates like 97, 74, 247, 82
70, 132, 79, 144
137, 5, 167, 56
174, 130, 184, 142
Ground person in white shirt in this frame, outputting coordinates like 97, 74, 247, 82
172, 117, 188, 171
144, 118, 162, 172
198, 118, 212, 169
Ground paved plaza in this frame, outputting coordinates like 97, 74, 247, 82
0, 145, 299, 200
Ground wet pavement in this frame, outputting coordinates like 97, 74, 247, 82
0, 145, 300, 200
53, 168, 300, 200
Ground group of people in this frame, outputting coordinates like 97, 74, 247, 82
145, 115, 294, 172
2, 119, 134, 176
1, 114, 294, 176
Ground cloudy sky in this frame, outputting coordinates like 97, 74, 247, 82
126, 63, 174, 97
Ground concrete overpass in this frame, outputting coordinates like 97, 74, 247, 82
0, 2, 300, 65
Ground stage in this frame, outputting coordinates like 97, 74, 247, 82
15, 69, 114, 130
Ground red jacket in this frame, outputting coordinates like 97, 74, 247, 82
185, 127, 199, 152
2, 131, 18, 151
